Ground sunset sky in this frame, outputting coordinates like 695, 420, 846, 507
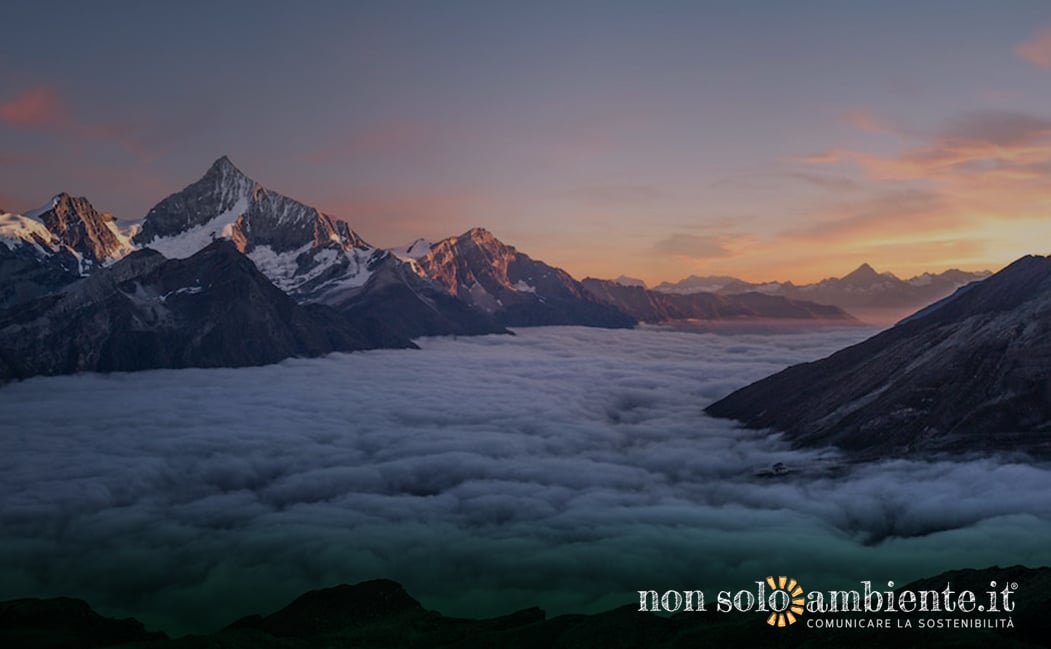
4, 1, 1051, 284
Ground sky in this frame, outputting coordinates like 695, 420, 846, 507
4, 1, 1051, 284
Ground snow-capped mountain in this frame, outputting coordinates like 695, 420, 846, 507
413, 228, 635, 328
133, 156, 382, 301
652, 275, 741, 294
0, 239, 409, 382
30, 193, 134, 266
391, 238, 433, 261
0, 211, 82, 309
0, 193, 135, 309
133, 157, 503, 339
706, 254, 1051, 457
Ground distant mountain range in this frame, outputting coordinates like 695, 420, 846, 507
2, 157, 631, 380
706, 254, 1051, 458
0, 155, 991, 382
581, 278, 855, 323
649, 264, 991, 311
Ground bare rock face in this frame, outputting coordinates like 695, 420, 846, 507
328, 252, 509, 340
0, 229, 80, 310
134, 155, 371, 257
415, 228, 636, 328
0, 240, 411, 383
34, 193, 130, 265
706, 254, 1051, 458
129, 157, 501, 339
581, 278, 856, 323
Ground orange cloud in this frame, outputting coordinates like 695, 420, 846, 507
841, 109, 895, 134
786, 188, 952, 243
1016, 25, 1051, 69
772, 108, 1051, 281
799, 110, 1051, 186
794, 149, 847, 164
0, 86, 68, 129
651, 233, 737, 259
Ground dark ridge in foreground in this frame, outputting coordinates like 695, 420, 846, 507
0, 240, 412, 383
706, 254, 1051, 458
1, 567, 1048, 648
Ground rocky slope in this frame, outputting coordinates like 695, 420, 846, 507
133, 156, 378, 299
327, 253, 509, 340
0, 240, 409, 383
0, 194, 134, 309
581, 278, 856, 323
414, 228, 636, 328
132, 157, 502, 339
2, 567, 1047, 648
0, 212, 82, 310
31, 193, 134, 266
706, 254, 1051, 457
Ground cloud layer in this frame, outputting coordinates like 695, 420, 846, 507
1, 326, 1050, 636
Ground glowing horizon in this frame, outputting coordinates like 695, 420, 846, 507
3, 1, 1051, 286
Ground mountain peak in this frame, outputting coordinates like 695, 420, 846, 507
463, 226, 496, 241
206, 155, 251, 182
843, 262, 880, 281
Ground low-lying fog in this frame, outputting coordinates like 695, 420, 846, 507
2, 325, 1049, 635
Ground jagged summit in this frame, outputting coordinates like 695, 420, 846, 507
416, 228, 635, 328
210, 154, 240, 173
34, 193, 132, 264
2, 193, 133, 273
439, 227, 502, 251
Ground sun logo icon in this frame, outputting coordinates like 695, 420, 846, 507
765, 576, 805, 627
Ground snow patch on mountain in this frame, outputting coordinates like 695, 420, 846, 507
391, 238, 433, 261
0, 212, 59, 254
23, 195, 61, 221
139, 197, 249, 259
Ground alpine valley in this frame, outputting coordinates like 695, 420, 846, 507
0, 156, 874, 383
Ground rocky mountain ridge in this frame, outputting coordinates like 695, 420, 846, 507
705, 254, 1051, 457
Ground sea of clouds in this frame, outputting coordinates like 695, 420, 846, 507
2, 325, 1050, 635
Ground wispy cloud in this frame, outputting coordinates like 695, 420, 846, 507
0, 84, 158, 163
840, 109, 896, 134
802, 109, 1051, 211
0, 86, 68, 129
1016, 25, 1051, 69
570, 183, 663, 206
786, 188, 950, 243
651, 232, 738, 259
